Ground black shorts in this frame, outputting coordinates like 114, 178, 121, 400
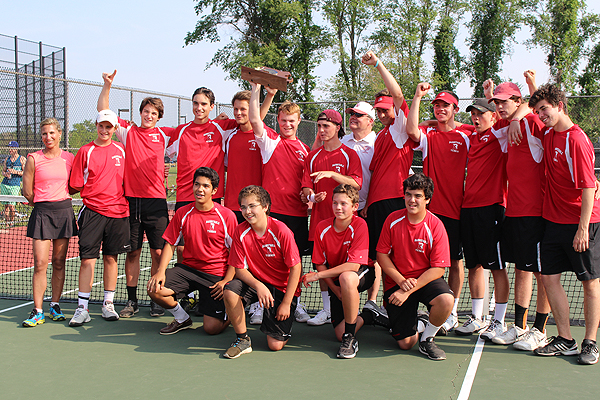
435, 214, 462, 260
329, 265, 375, 327
461, 205, 505, 270
128, 197, 168, 250
385, 278, 453, 341
541, 221, 600, 281
174, 201, 194, 246
270, 212, 310, 256
367, 197, 405, 260
164, 264, 227, 320
224, 278, 297, 341
502, 216, 544, 272
26, 199, 78, 240
77, 207, 130, 258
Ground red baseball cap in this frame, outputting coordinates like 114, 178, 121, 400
318, 109, 342, 125
490, 82, 522, 102
433, 91, 458, 106
373, 95, 393, 109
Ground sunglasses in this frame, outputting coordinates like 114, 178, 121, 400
349, 111, 367, 118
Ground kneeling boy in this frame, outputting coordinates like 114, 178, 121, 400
302, 184, 375, 359
377, 173, 454, 360
222, 185, 302, 358
147, 167, 237, 335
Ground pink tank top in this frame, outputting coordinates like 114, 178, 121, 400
29, 150, 74, 203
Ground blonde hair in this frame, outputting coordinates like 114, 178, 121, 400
40, 117, 62, 133
278, 101, 301, 118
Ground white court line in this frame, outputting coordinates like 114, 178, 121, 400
457, 337, 486, 400
0, 261, 172, 315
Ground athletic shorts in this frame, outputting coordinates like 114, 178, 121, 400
329, 264, 375, 327
435, 214, 462, 260
164, 263, 227, 320
174, 201, 194, 246
77, 207, 130, 258
367, 197, 405, 260
270, 212, 310, 256
26, 199, 77, 240
385, 278, 453, 341
541, 220, 600, 281
128, 197, 168, 250
1, 183, 20, 204
501, 216, 544, 272
224, 278, 297, 341
461, 205, 505, 270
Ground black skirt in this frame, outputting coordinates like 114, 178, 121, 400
26, 199, 78, 240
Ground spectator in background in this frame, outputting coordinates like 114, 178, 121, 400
1, 141, 26, 222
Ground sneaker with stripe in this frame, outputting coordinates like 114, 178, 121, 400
533, 336, 578, 356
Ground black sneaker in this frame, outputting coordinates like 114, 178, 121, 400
361, 303, 390, 329
578, 339, 599, 365
119, 300, 139, 318
150, 301, 165, 317
179, 296, 197, 314
533, 336, 578, 356
337, 333, 359, 359
419, 336, 446, 360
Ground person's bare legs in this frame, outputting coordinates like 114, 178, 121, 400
32, 239, 51, 309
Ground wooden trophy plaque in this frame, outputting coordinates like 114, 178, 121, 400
241, 66, 293, 92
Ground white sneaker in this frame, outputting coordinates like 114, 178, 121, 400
102, 301, 120, 321
439, 313, 459, 335
307, 309, 330, 326
249, 302, 263, 325
513, 327, 548, 351
492, 324, 528, 345
294, 303, 310, 323
69, 305, 91, 327
479, 319, 507, 341
455, 315, 488, 336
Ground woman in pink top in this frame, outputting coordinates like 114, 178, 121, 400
21, 118, 77, 327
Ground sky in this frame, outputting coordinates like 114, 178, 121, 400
2, 0, 599, 105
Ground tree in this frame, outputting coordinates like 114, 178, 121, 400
69, 120, 97, 150
184, 0, 327, 107
526, 0, 600, 92
431, 0, 465, 92
467, 0, 524, 97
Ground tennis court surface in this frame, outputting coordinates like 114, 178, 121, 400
1, 298, 598, 400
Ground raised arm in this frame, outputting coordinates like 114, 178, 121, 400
406, 82, 431, 143
260, 86, 277, 121
249, 82, 265, 138
524, 70, 537, 95
362, 51, 404, 110
97, 70, 117, 112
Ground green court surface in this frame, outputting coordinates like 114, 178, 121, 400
1, 299, 599, 400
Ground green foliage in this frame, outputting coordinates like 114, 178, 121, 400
467, 0, 524, 97
526, 0, 600, 92
431, 0, 465, 92
68, 120, 97, 149
579, 41, 600, 95
184, 0, 328, 105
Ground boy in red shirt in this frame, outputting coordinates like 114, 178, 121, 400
529, 84, 600, 365
147, 167, 238, 335
302, 184, 375, 358
68, 110, 130, 326
377, 173, 454, 360
222, 186, 302, 358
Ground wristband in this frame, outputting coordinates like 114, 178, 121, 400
510, 118, 520, 122
308, 194, 316, 203
374, 60, 379, 68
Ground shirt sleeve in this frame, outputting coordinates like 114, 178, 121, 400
376, 215, 394, 254
429, 217, 451, 268
228, 226, 246, 269
69, 146, 87, 189
347, 148, 363, 189
312, 225, 327, 266
280, 225, 301, 267
346, 219, 369, 264
301, 152, 314, 189
571, 133, 597, 189
162, 208, 183, 246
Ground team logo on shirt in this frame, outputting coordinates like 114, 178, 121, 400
481, 135, 489, 142
206, 219, 220, 233
149, 133, 160, 143
204, 132, 214, 143
262, 243, 276, 257
295, 151, 306, 162
449, 141, 462, 153
248, 139, 258, 151
112, 155, 122, 166
414, 238, 426, 253
553, 147, 563, 162
331, 163, 344, 173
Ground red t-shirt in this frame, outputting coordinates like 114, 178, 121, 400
301, 144, 363, 240
376, 209, 450, 291
224, 128, 262, 210
462, 128, 508, 208
162, 202, 237, 276
255, 126, 310, 217
166, 119, 238, 201
28, 150, 74, 203
416, 125, 472, 219
70, 141, 129, 218
228, 217, 301, 295
367, 101, 416, 206
312, 215, 369, 268
492, 114, 545, 217
542, 124, 600, 224
115, 118, 174, 199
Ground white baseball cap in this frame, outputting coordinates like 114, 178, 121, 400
345, 101, 375, 120
96, 109, 119, 127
